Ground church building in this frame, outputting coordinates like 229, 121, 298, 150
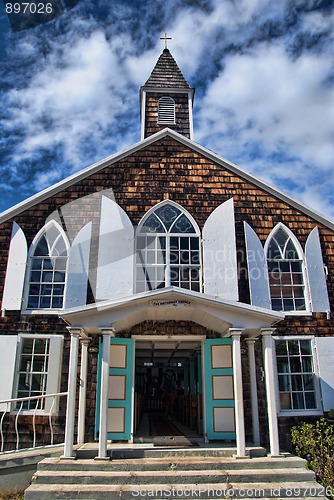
0, 46, 333, 458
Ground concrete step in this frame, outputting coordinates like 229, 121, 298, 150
25, 452, 325, 500
24, 481, 328, 500
75, 445, 267, 460
32, 466, 315, 485
37, 454, 308, 472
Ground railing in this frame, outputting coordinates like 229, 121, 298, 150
0, 392, 68, 454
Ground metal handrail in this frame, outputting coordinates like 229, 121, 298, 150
0, 392, 68, 453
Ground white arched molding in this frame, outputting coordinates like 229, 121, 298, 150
65, 222, 92, 308
2, 222, 28, 311
203, 198, 238, 301
305, 227, 330, 313
136, 200, 201, 293
264, 222, 310, 313
23, 220, 70, 310
96, 196, 134, 301
243, 222, 271, 309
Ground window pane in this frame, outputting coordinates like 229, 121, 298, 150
280, 392, 292, 409
300, 340, 312, 355
155, 204, 180, 230
276, 341, 287, 356
287, 341, 299, 355
292, 392, 304, 409
290, 357, 302, 373
291, 375, 303, 391
276, 339, 317, 412
277, 357, 289, 373
305, 392, 316, 409
302, 357, 313, 372
278, 374, 291, 391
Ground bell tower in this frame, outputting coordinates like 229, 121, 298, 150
140, 46, 195, 140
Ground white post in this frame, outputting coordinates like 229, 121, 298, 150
63, 328, 80, 459
246, 338, 260, 446
77, 339, 90, 445
96, 328, 115, 460
261, 329, 280, 457
230, 329, 246, 458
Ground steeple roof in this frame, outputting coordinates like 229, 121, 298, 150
144, 48, 191, 89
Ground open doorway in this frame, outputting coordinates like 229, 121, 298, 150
134, 338, 203, 440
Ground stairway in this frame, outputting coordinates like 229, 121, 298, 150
24, 447, 327, 499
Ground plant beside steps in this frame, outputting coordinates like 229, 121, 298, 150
24, 449, 328, 500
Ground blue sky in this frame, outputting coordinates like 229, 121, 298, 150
0, 0, 333, 218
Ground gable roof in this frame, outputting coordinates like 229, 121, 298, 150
0, 127, 333, 230
143, 48, 191, 89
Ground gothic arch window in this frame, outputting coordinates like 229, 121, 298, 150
136, 201, 201, 293
26, 221, 69, 310
265, 224, 307, 312
158, 96, 175, 125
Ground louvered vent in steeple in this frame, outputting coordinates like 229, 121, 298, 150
158, 96, 175, 124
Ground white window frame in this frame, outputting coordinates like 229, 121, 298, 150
158, 96, 176, 125
265, 223, 311, 315
135, 200, 202, 293
12, 333, 64, 415
274, 335, 323, 417
22, 220, 70, 314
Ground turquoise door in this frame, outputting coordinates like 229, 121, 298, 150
204, 338, 236, 440
95, 338, 134, 441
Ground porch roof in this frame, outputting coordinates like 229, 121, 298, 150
60, 287, 284, 337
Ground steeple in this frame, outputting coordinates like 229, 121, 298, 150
140, 48, 195, 140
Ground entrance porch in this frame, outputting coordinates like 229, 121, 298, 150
60, 287, 283, 460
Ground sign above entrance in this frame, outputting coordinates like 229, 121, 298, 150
150, 300, 193, 307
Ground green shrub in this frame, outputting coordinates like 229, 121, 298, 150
291, 418, 334, 497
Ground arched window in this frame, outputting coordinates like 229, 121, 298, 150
158, 96, 175, 125
136, 202, 201, 293
26, 222, 69, 309
266, 225, 306, 312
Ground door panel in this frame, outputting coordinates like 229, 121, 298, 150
95, 338, 134, 441
204, 338, 236, 440
107, 338, 134, 440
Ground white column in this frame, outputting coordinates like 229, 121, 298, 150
246, 338, 260, 446
77, 338, 90, 445
96, 328, 115, 460
230, 329, 246, 458
63, 328, 80, 459
261, 329, 280, 457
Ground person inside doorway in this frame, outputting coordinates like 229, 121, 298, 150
161, 369, 177, 418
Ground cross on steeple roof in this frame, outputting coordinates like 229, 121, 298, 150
160, 32, 172, 49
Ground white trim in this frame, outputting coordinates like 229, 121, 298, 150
2, 222, 27, 311
1, 129, 333, 231
137, 199, 201, 235
157, 96, 175, 125
12, 333, 64, 416
188, 91, 194, 140
231, 331, 246, 457
63, 330, 80, 459
140, 90, 146, 140
261, 330, 280, 456
274, 335, 323, 416
265, 222, 311, 313
141, 87, 194, 95
264, 222, 304, 259
23, 220, 70, 312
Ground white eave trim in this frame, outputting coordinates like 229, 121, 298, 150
1, 128, 333, 231
60, 286, 284, 322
